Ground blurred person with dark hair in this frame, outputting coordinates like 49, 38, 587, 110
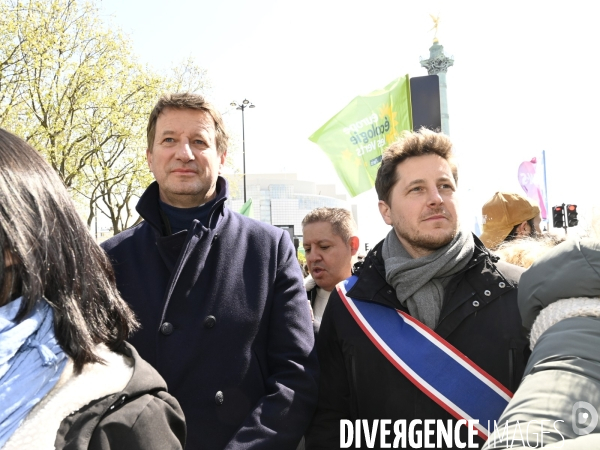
480, 192, 542, 250
484, 239, 600, 448
101, 93, 318, 450
302, 207, 359, 336
0, 129, 185, 449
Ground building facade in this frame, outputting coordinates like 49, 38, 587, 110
226, 173, 357, 237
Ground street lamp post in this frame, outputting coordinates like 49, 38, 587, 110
230, 99, 255, 203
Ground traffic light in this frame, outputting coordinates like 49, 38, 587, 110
566, 204, 578, 227
552, 205, 564, 228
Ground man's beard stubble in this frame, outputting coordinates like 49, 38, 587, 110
397, 227, 457, 253
395, 207, 458, 253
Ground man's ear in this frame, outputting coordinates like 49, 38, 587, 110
146, 148, 153, 171
515, 221, 529, 236
378, 200, 393, 226
348, 236, 360, 255
219, 150, 227, 174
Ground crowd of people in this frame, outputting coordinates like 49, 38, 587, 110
1, 92, 598, 450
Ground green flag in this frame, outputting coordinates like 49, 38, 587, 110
309, 75, 412, 197
239, 198, 253, 217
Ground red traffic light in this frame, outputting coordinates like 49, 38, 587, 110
552, 205, 565, 228
566, 204, 578, 227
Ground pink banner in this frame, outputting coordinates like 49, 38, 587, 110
518, 157, 547, 220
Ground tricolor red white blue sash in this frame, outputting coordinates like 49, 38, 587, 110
337, 276, 512, 440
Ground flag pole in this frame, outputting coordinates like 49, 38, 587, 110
542, 150, 549, 220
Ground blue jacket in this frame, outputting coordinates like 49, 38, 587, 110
101, 178, 319, 450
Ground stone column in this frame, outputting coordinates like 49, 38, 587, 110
420, 39, 454, 135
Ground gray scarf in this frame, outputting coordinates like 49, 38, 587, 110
382, 229, 475, 329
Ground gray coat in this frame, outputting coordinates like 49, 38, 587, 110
484, 239, 600, 449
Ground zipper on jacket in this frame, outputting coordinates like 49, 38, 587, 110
508, 348, 515, 391
108, 394, 128, 413
350, 354, 360, 417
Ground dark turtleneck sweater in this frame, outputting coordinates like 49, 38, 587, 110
158, 196, 218, 235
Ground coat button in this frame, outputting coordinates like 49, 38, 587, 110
160, 322, 174, 335
204, 315, 216, 328
499, 282, 506, 288
473, 300, 480, 307
484, 290, 491, 296
215, 391, 224, 405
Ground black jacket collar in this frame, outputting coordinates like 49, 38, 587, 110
347, 233, 504, 311
136, 177, 229, 236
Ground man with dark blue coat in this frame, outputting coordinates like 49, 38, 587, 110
101, 93, 319, 450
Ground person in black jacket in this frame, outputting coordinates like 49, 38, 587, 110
0, 128, 185, 449
101, 93, 318, 450
306, 129, 529, 450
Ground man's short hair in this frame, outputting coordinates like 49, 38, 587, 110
375, 128, 457, 205
301, 207, 357, 244
146, 92, 229, 156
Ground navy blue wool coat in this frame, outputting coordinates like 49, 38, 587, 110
102, 178, 319, 450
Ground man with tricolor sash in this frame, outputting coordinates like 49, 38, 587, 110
306, 129, 529, 449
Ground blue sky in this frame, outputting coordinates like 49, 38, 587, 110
98, 0, 600, 246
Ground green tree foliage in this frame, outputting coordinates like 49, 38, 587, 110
0, 0, 210, 234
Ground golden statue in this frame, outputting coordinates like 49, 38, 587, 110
429, 13, 440, 43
